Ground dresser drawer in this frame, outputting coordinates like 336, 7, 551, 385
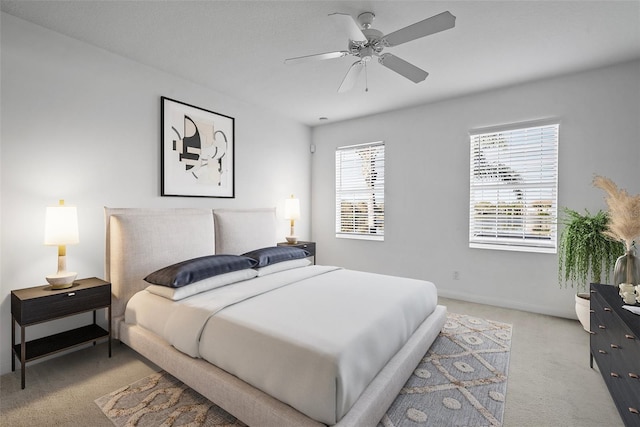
607, 372, 640, 424
12, 283, 111, 325
590, 291, 615, 363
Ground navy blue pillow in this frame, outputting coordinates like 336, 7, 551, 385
242, 246, 310, 268
144, 254, 257, 288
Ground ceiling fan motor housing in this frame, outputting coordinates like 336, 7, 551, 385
348, 28, 384, 59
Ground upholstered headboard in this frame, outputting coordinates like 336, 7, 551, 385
213, 208, 278, 254
104, 207, 277, 334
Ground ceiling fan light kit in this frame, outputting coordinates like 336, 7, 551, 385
285, 10, 456, 92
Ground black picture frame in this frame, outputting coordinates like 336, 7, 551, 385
161, 96, 235, 198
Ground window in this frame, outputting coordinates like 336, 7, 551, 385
469, 121, 559, 253
336, 141, 384, 240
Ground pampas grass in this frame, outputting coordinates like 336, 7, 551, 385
593, 175, 640, 251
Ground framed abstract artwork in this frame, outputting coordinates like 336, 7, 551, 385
161, 96, 235, 198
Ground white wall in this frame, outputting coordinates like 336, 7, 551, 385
311, 59, 640, 319
0, 13, 311, 375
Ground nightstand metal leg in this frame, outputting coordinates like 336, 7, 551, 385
108, 305, 112, 358
20, 325, 26, 389
92, 310, 97, 346
11, 316, 15, 372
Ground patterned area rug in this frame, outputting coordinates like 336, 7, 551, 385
379, 312, 512, 426
95, 313, 511, 427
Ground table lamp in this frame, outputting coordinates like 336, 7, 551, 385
284, 195, 300, 244
44, 200, 79, 289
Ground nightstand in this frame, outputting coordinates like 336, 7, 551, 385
11, 277, 112, 389
277, 241, 316, 264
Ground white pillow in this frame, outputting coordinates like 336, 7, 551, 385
255, 258, 311, 277
146, 268, 258, 300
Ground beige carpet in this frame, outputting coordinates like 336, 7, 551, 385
95, 313, 511, 427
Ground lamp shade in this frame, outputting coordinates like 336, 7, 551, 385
284, 197, 300, 220
44, 204, 79, 245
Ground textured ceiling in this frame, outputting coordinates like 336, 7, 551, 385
2, 0, 639, 126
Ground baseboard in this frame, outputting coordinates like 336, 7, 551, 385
437, 288, 577, 320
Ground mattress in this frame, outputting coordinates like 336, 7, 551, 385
125, 265, 438, 425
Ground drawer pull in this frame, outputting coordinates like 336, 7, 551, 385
630, 407, 639, 415
604, 307, 612, 312
625, 334, 636, 340
610, 344, 620, 349
598, 350, 607, 354
598, 325, 606, 329
590, 290, 597, 294
589, 309, 595, 313
67, 292, 75, 297
588, 330, 596, 335
610, 372, 620, 378
629, 373, 639, 379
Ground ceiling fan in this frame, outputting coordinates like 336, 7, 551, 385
284, 11, 456, 93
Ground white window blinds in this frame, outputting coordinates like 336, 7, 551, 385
336, 142, 385, 240
469, 122, 559, 253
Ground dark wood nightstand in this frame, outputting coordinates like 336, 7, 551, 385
11, 277, 112, 389
277, 241, 316, 264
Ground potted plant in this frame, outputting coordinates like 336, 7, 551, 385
558, 207, 623, 331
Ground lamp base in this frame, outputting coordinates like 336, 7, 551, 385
46, 272, 77, 289
285, 235, 299, 244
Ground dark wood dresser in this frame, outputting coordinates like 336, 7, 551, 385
590, 283, 640, 426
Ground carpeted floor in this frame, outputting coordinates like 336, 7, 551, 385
95, 313, 512, 427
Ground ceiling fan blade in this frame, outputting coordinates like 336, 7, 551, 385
329, 12, 367, 42
338, 61, 364, 93
378, 53, 428, 83
381, 11, 456, 47
284, 51, 350, 65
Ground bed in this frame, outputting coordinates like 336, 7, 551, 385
105, 207, 447, 427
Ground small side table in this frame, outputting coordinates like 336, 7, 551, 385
11, 277, 111, 389
277, 241, 316, 264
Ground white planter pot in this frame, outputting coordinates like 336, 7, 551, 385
575, 293, 590, 332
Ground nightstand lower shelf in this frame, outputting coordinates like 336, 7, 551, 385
13, 324, 109, 362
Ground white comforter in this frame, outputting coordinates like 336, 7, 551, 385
125, 265, 438, 425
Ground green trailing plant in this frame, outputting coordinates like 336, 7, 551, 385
558, 207, 624, 293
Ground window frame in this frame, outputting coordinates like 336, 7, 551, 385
469, 120, 559, 253
335, 141, 385, 241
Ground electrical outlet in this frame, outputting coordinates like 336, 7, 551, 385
453, 271, 460, 280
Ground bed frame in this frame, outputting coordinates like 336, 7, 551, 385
105, 207, 447, 427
